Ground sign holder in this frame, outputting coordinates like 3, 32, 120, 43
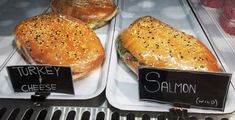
169, 107, 189, 120
31, 91, 51, 102
173, 102, 191, 109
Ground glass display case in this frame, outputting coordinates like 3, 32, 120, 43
0, 0, 235, 119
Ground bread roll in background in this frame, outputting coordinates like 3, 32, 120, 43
50, 0, 119, 29
200, 0, 222, 8
15, 12, 105, 80
116, 16, 222, 73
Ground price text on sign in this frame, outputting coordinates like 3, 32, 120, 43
7, 65, 74, 94
138, 67, 231, 111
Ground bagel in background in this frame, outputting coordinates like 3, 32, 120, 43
15, 12, 105, 80
116, 16, 222, 74
50, 0, 119, 29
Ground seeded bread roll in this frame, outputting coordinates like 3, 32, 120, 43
50, 0, 119, 29
116, 16, 222, 73
15, 12, 105, 80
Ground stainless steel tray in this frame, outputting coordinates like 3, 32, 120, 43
106, 0, 235, 114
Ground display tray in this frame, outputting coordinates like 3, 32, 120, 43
0, 0, 116, 100
196, 2, 235, 57
106, 0, 235, 114
0, 26, 115, 100
188, 0, 235, 89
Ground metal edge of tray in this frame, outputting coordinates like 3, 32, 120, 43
0, 3, 116, 101
107, 102, 235, 120
0, 91, 106, 120
0, 98, 235, 120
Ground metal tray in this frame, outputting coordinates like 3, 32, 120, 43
106, 0, 235, 114
0, 0, 115, 100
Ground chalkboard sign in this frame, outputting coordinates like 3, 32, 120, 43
7, 65, 74, 95
138, 66, 232, 111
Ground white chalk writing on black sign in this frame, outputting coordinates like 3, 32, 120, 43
12, 66, 60, 77
196, 97, 218, 107
21, 84, 56, 92
144, 72, 196, 94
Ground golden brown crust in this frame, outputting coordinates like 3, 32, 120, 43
121, 16, 222, 72
15, 12, 105, 80
50, 0, 118, 23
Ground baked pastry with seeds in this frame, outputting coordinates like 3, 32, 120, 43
15, 12, 105, 80
50, 0, 119, 29
116, 16, 222, 73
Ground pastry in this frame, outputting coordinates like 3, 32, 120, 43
15, 12, 105, 80
116, 16, 222, 73
50, 0, 119, 29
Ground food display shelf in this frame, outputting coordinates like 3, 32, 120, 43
1, 0, 235, 120
106, 0, 235, 114
0, 1, 114, 100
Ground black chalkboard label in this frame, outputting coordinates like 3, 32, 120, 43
138, 66, 232, 111
7, 65, 74, 94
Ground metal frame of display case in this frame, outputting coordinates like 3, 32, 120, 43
0, 0, 235, 120
0, 96, 235, 120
